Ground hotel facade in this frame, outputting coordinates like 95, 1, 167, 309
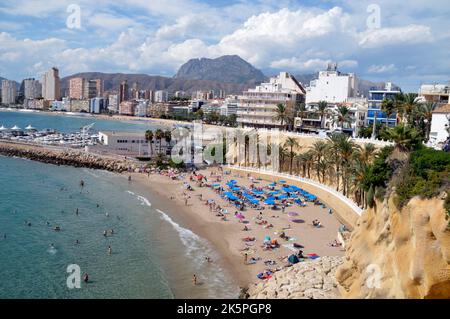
237, 72, 306, 128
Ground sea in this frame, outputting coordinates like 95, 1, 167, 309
0, 110, 239, 299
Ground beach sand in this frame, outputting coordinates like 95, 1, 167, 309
132, 167, 345, 289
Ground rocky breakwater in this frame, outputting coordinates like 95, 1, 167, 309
336, 194, 450, 298
246, 256, 344, 299
0, 141, 136, 173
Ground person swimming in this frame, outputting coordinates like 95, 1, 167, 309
83, 273, 89, 283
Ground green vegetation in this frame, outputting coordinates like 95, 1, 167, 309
393, 146, 450, 207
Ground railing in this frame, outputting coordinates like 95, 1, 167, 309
226, 165, 364, 216
254, 128, 394, 146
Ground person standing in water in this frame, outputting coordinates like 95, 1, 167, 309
108, 246, 112, 255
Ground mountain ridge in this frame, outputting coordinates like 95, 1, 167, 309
174, 55, 266, 85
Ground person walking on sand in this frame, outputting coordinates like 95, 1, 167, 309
244, 253, 248, 265
128, 175, 132, 182
193, 274, 197, 286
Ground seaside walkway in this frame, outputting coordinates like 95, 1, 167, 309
227, 165, 363, 229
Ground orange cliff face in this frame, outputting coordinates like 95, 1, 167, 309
336, 194, 450, 299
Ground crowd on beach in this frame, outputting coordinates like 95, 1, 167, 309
143, 165, 347, 284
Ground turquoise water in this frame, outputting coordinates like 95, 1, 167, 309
0, 110, 164, 133
0, 156, 239, 298
0, 111, 239, 298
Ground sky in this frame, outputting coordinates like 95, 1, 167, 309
0, 0, 449, 92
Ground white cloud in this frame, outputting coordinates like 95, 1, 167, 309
358, 24, 433, 48
368, 64, 397, 74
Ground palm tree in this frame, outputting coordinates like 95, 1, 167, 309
164, 130, 172, 155
278, 145, 288, 173
145, 129, 154, 157
310, 141, 328, 183
381, 99, 396, 127
317, 101, 328, 129
274, 103, 289, 130
284, 137, 300, 175
327, 133, 346, 191
334, 105, 352, 129
419, 101, 438, 140
385, 124, 422, 153
398, 93, 419, 124
355, 143, 376, 166
295, 102, 307, 131
155, 129, 164, 154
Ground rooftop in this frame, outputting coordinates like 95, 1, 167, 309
432, 104, 450, 113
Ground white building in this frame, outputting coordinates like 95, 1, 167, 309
108, 94, 119, 113
418, 83, 449, 105
41, 67, 61, 101
237, 72, 306, 128
305, 63, 359, 105
98, 131, 170, 157
154, 90, 168, 103
1, 80, 17, 104
220, 96, 239, 116
23, 78, 42, 99
429, 104, 450, 148
135, 99, 150, 117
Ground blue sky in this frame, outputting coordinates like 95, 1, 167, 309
0, 0, 449, 92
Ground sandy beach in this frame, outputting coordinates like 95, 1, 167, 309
132, 166, 346, 289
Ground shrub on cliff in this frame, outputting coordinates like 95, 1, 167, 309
393, 147, 450, 208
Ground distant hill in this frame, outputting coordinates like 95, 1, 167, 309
61, 72, 253, 96
174, 55, 266, 85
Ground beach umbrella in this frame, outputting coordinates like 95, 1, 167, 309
288, 212, 299, 217
25, 125, 36, 130
11, 125, 21, 130
0, 125, 8, 131
235, 213, 245, 220
290, 219, 305, 224
269, 182, 277, 187
212, 183, 220, 188
264, 236, 271, 242
279, 180, 287, 185
289, 194, 298, 199
230, 180, 237, 184
264, 198, 276, 205
277, 194, 288, 199
249, 199, 259, 204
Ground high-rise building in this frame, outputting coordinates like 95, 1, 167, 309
119, 100, 137, 115
41, 67, 61, 101
237, 72, 306, 128
94, 79, 104, 97
90, 97, 107, 114
1, 80, 17, 104
119, 81, 129, 103
84, 80, 97, 99
108, 94, 119, 113
131, 82, 139, 100
305, 63, 359, 104
154, 90, 168, 103
69, 77, 85, 99
42, 67, 61, 101
23, 78, 42, 99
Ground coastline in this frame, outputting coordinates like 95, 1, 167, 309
131, 167, 346, 292
0, 140, 348, 297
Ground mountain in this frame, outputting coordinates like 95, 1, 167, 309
174, 55, 266, 85
61, 72, 253, 96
